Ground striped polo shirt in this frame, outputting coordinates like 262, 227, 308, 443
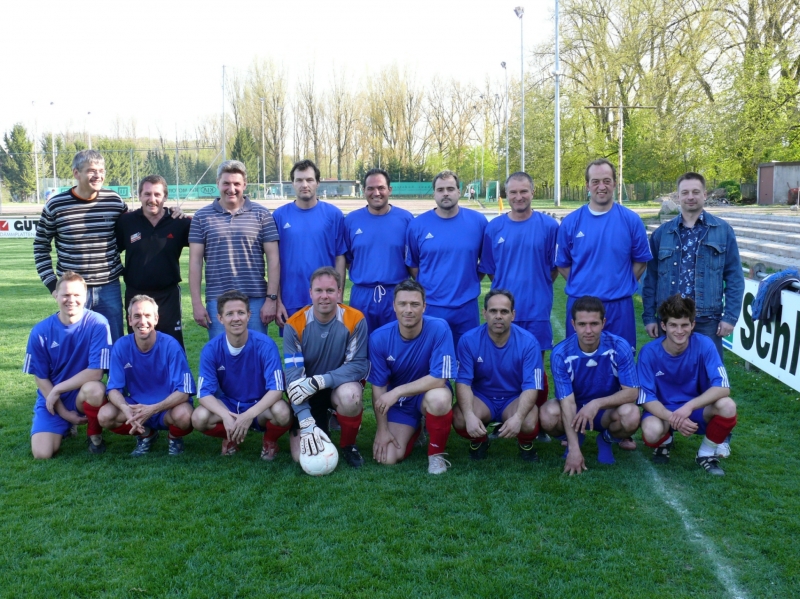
188, 196, 280, 300
33, 188, 128, 292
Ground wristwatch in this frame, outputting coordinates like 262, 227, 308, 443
266, 294, 278, 301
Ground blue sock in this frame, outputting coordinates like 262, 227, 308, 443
596, 430, 615, 465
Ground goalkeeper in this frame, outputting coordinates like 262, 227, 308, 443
284, 267, 371, 469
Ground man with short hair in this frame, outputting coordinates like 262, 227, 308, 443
453, 289, 544, 462
189, 160, 281, 339
34, 149, 128, 341
284, 267, 370, 468
369, 279, 456, 474
643, 172, 744, 360
556, 159, 652, 352
23, 271, 111, 459
406, 170, 488, 349
344, 168, 413, 332
272, 159, 347, 325
638, 295, 737, 476
192, 290, 292, 459
98, 295, 194, 456
539, 296, 642, 474
116, 175, 191, 348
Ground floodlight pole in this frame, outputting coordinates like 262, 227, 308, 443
260, 98, 266, 199
501, 62, 509, 180
32, 101, 40, 203
87, 112, 92, 149
277, 106, 284, 198
515, 7, 525, 171
50, 102, 56, 188
554, 0, 561, 206
222, 66, 226, 161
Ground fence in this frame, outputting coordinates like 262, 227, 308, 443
534, 180, 757, 203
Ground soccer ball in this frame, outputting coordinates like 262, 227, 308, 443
299, 440, 339, 476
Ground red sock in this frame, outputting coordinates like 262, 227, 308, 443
706, 414, 737, 444
264, 421, 291, 443
111, 423, 133, 436
536, 372, 549, 407
169, 424, 193, 438
81, 398, 107, 436
403, 427, 422, 459
453, 427, 487, 442
517, 422, 540, 445
426, 411, 453, 456
644, 430, 672, 448
336, 412, 362, 447
203, 423, 227, 439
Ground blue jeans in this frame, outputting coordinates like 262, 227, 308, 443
205, 296, 267, 340
86, 280, 124, 342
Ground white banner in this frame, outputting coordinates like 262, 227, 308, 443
0, 217, 37, 238
723, 278, 800, 392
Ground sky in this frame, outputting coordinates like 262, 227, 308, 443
1, 0, 553, 141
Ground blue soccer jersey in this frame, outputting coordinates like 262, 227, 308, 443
556, 203, 652, 300
197, 331, 285, 409
405, 207, 487, 307
24, 310, 112, 403
345, 205, 413, 286
480, 212, 559, 323
550, 331, 639, 405
456, 324, 543, 402
637, 333, 729, 409
369, 316, 456, 389
272, 201, 347, 311
107, 333, 195, 405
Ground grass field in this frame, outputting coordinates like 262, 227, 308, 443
1, 239, 798, 598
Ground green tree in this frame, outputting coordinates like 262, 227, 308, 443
230, 127, 259, 184
1, 124, 37, 201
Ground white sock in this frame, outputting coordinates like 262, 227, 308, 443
659, 434, 673, 447
697, 437, 718, 457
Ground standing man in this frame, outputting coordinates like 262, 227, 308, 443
539, 297, 641, 474
556, 159, 652, 351
344, 168, 413, 332
189, 160, 281, 339
642, 172, 744, 360
23, 271, 111, 459
99, 295, 195, 456
191, 290, 292, 459
452, 290, 544, 462
116, 175, 191, 348
369, 279, 457, 474
406, 170, 488, 349
272, 159, 347, 325
480, 171, 558, 404
284, 267, 370, 468
638, 295, 737, 475
34, 150, 128, 341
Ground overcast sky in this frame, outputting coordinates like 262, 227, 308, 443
2, 0, 553, 141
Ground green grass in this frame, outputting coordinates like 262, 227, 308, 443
1, 239, 798, 598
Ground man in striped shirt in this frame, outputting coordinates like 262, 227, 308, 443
189, 160, 281, 339
33, 150, 128, 342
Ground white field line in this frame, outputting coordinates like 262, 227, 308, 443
640, 455, 749, 599
551, 312, 566, 340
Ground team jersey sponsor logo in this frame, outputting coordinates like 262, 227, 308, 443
355, 228, 363, 235
124, 363, 133, 369
283, 222, 291, 229
425, 233, 434, 239
217, 365, 225, 371
477, 357, 483, 362
655, 370, 664, 376
130, 232, 142, 243
586, 359, 597, 367
386, 355, 395, 362
576, 231, 585, 238
497, 237, 505, 244
50, 340, 59, 348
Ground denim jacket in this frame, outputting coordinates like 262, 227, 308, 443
642, 211, 744, 326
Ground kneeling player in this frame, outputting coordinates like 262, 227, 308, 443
24, 271, 111, 459
285, 267, 370, 468
539, 296, 641, 474
192, 290, 291, 458
638, 295, 736, 476
452, 289, 544, 462
369, 279, 456, 474
100, 295, 195, 456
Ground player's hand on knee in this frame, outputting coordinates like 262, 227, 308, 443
62, 410, 88, 425
497, 415, 522, 438
372, 428, 400, 463
288, 375, 326, 405
465, 412, 487, 438
373, 391, 400, 415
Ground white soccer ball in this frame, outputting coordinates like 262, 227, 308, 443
299, 440, 339, 476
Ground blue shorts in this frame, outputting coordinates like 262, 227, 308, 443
30, 391, 81, 436
426, 299, 480, 350
515, 320, 553, 351
474, 394, 518, 423
219, 396, 266, 432
642, 406, 708, 436
349, 283, 397, 333
387, 393, 425, 429
566, 296, 637, 351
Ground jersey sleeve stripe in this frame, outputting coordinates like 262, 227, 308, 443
274, 369, 284, 391
637, 388, 648, 405
100, 348, 110, 370
718, 366, 730, 388
23, 353, 31, 374
197, 376, 205, 396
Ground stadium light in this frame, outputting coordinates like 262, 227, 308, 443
501, 62, 509, 180
554, 0, 561, 207
50, 102, 56, 188
260, 98, 266, 199
514, 6, 524, 172
277, 106, 284, 198
32, 101, 40, 204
